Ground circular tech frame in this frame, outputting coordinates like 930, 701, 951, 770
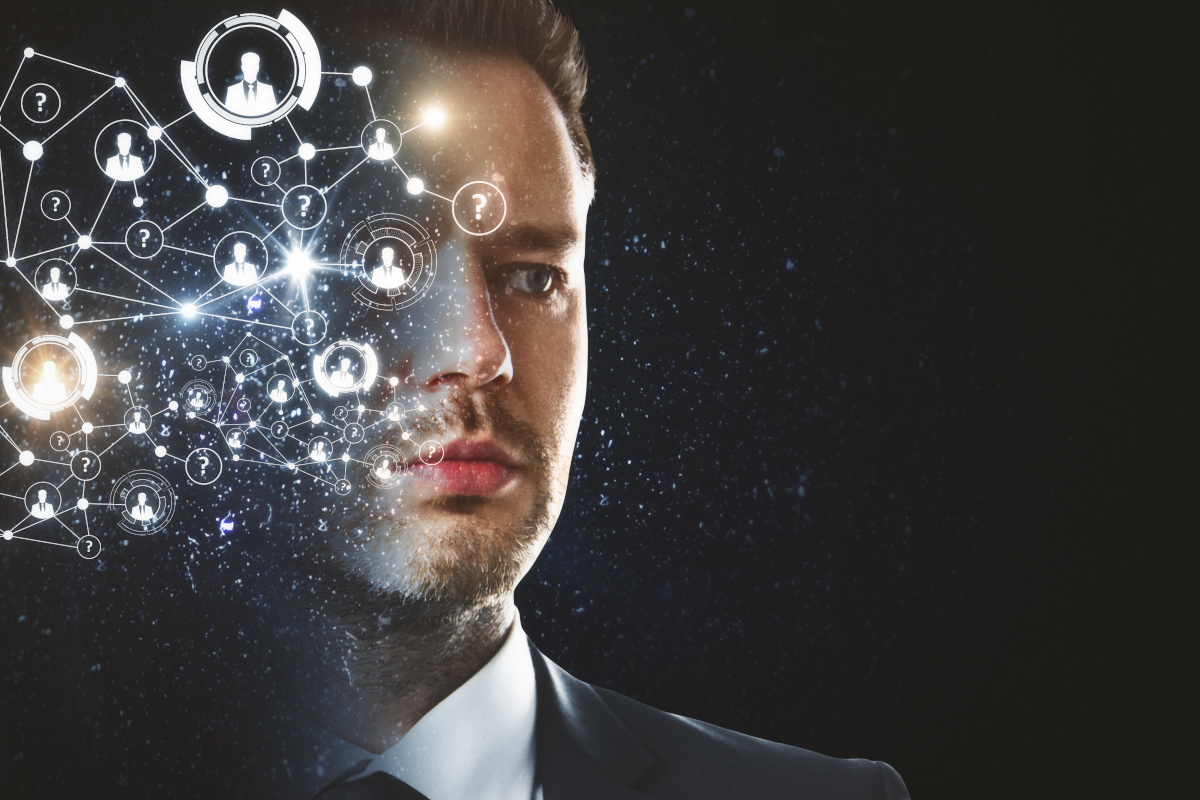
181, 10, 322, 140
340, 214, 437, 311
110, 470, 176, 535
2, 333, 98, 420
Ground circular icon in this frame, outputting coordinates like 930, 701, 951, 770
25, 482, 62, 521
111, 469, 176, 534
235, 397, 251, 413
2, 333, 98, 420
123, 405, 152, 434
71, 450, 102, 481
181, 379, 217, 413
94, 120, 156, 182
21, 83, 61, 123
313, 340, 379, 397
251, 155, 281, 185
77, 535, 101, 560
452, 181, 507, 236
365, 445, 405, 488
269, 420, 289, 440
344, 423, 365, 444
361, 119, 402, 161
341, 214, 437, 311
292, 310, 327, 346
33, 259, 76, 303
181, 10, 321, 136
308, 436, 332, 462
334, 479, 351, 496
186, 447, 223, 485
333, 406, 349, 421
384, 402, 405, 423
239, 348, 259, 367
124, 220, 165, 259
281, 184, 326, 230
49, 431, 71, 451
40, 190, 70, 220
225, 428, 246, 449
418, 440, 445, 465
189, 354, 208, 371
213, 231, 268, 287
265, 373, 295, 404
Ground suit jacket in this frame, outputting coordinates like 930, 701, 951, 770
531, 642, 910, 799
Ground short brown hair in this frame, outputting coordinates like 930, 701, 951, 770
350, 0, 594, 182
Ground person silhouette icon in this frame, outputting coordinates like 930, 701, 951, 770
222, 242, 259, 286
224, 52, 278, 116
374, 458, 393, 480
227, 430, 244, 449
311, 440, 328, 462
41, 266, 69, 301
29, 489, 55, 520
104, 132, 145, 181
269, 379, 290, 403
130, 491, 156, 522
128, 411, 147, 434
368, 127, 395, 160
330, 358, 357, 388
31, 361, 67, 404
370, 247, 407, 289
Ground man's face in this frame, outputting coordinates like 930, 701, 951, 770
318, 55, 591, 605
241, 53, 260, 83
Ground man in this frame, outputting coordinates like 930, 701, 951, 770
224, 51, 278, 115
370, 245, 407, 289
271, 2, 910, 799
29, 488, 54, 519
41, 265, 69, 301
104, 131, 144, 181
222, 241, 259, 285
130, 491, 155, 522
369, 126, 396, 160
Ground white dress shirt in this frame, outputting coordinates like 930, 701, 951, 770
309, 609, 540, 800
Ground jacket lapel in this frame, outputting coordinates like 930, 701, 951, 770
528, 640, 656, 800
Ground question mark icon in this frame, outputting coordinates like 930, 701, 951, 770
81, 456, 92, 472
298, 194, 312, 218
139, 228, 150, 248
262, 162, 270, 179
304, 317, 316, 334
472, 193, 487, 220
428, 445, 436, 459
51, 196, 61, 212
198, 455, 210, 476
85, 539, 93, 553
35, 91, 46, 113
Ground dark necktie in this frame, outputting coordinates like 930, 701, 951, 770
314, 770, 429, 799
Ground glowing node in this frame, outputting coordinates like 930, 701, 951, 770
59, 315, 74, 329
407, 177, 424, 195
180, 302, 197, 319
2, 530, 12, 540
352, 66, 372, 86
423, 106, 446, 128
357, 404, 366, 413
168, 400, 179, 411
118, 370, 132, 384
389, 376, 399, 386
5, 257, 15, 267
311, 413, 322, 424
81, 422, 94, 434
221, 356, 230, 363
205, 185, 229, 208
341, 453, 350, 462
155, 446, 167, 457
288, 251, 314, 276
287, 462, 296, 471
298, 143, 316, 160
248, 420, 258, 428
147, 125, 162, 141
232, 454, 240, 462
133, 197, 144, 208
401, 431, 411, 440
115, 77, 126, 88
23, 47, 34, 58
19, 450, 35, 466
187, 411, 196, 419
78, 235, 92, 250
235, 373, 245, 383
23, 141, 43, 161
77, 498, 89, 510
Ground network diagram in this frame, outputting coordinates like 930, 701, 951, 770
0, 10, 506, 560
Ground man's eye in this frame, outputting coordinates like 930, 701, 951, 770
506, 265, 557, 295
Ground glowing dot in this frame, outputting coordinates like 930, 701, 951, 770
232, 454, 240, 461
221, 356, 230, 363
423, 106, 446, 128
180, 302, 197, 318
155, 446, 167, 457
352, 66, 372, 86
168, 400, 179, 411
133, 197, 144, 208
248, 420, 258, 428
289, 252, 314, 276
205, 185, 229, 207
187, 411, 196, 419
23, 47, 34, 58
298, 143, 316, 160
147, 125, 162, 140
401, 432, 411, 440
115, 77, 126, 88
311, 413, 323, 424
235, 372, 245, 383
81, 422, 94, 434
215, 421, 223, 427
118, 370, 132, 384
2, 530, 12, 540
23, 141, 43, 161
389, 376, 399, 386
19, 450, 35, 466
77, 498, 89, 510
287, 462, 296, 471
341, 453, 350, 462
5, 257, 15, 267
406, 178, 424, 195
357, 404, 366, 413
59, 315, 74, 329
78, 234, 92, 249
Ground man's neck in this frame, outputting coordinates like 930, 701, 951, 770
276, 570, 515, 753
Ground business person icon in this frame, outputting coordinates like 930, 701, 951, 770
329, 358, 357, 388
368, 126, 395, 160
370, 247, 408, 290
129, 491, 157, 522
226, 429, 244, 449
41, 267, 70, 301
224, 52, 278, 116
309, 437, 331, 462
127, 411, 147, 434
32, 361, 67, 404
104, 132, 145, 181
29, 489, 56, 520
268, 378, 292, 404
222, 242, 259, 286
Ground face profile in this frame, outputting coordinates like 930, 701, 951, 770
224, 51, 278, 116
104, 131, 145, 181
222, 241, 259, 286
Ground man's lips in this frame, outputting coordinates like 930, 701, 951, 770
403, 438, 520, 494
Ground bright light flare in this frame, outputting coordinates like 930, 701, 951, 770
180, 302, 197, 319
423, 106, 446, 128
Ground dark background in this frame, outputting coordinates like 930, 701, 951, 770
0, 1, 1168, 798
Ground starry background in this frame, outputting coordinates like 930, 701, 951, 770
0, 1, 1167, 798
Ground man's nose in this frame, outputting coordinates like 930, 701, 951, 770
404, 245, 512, 394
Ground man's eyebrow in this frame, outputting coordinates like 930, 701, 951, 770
487, 222, 581, 253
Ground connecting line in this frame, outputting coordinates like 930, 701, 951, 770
120, 85, 154, 129
97, 430, 130, 458
162, 201, 208, 232
192, 276, 232, 306
388, 157, 411, 181
0, 120, 26, 147
163, 243, 215, 259
228, 196, 281, 208
324, 157, 370, 193
7, 260, 64, 316
90, 181, 117, 237
285, 117, 304, 145
162, 109, 195, 130
0, 55, 26, 113
6, 535, 77, 549
400, 120, 427, 136
10, 159, 34, 256
317, 145, 362, 153
71, 311, 178, 326
126, 87, 208, 184
0, 145, 9, 257
65, 216, 82, 237
195, 312, 293, 331
33, 51, 117, 80
15, 243, 76, 262
74, 287, 177, 310
56, 515, 83, 541
364, 86, 377, 121
91, 246, 179, 304
41, 85, 116, 145
423, 188, 453, 203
